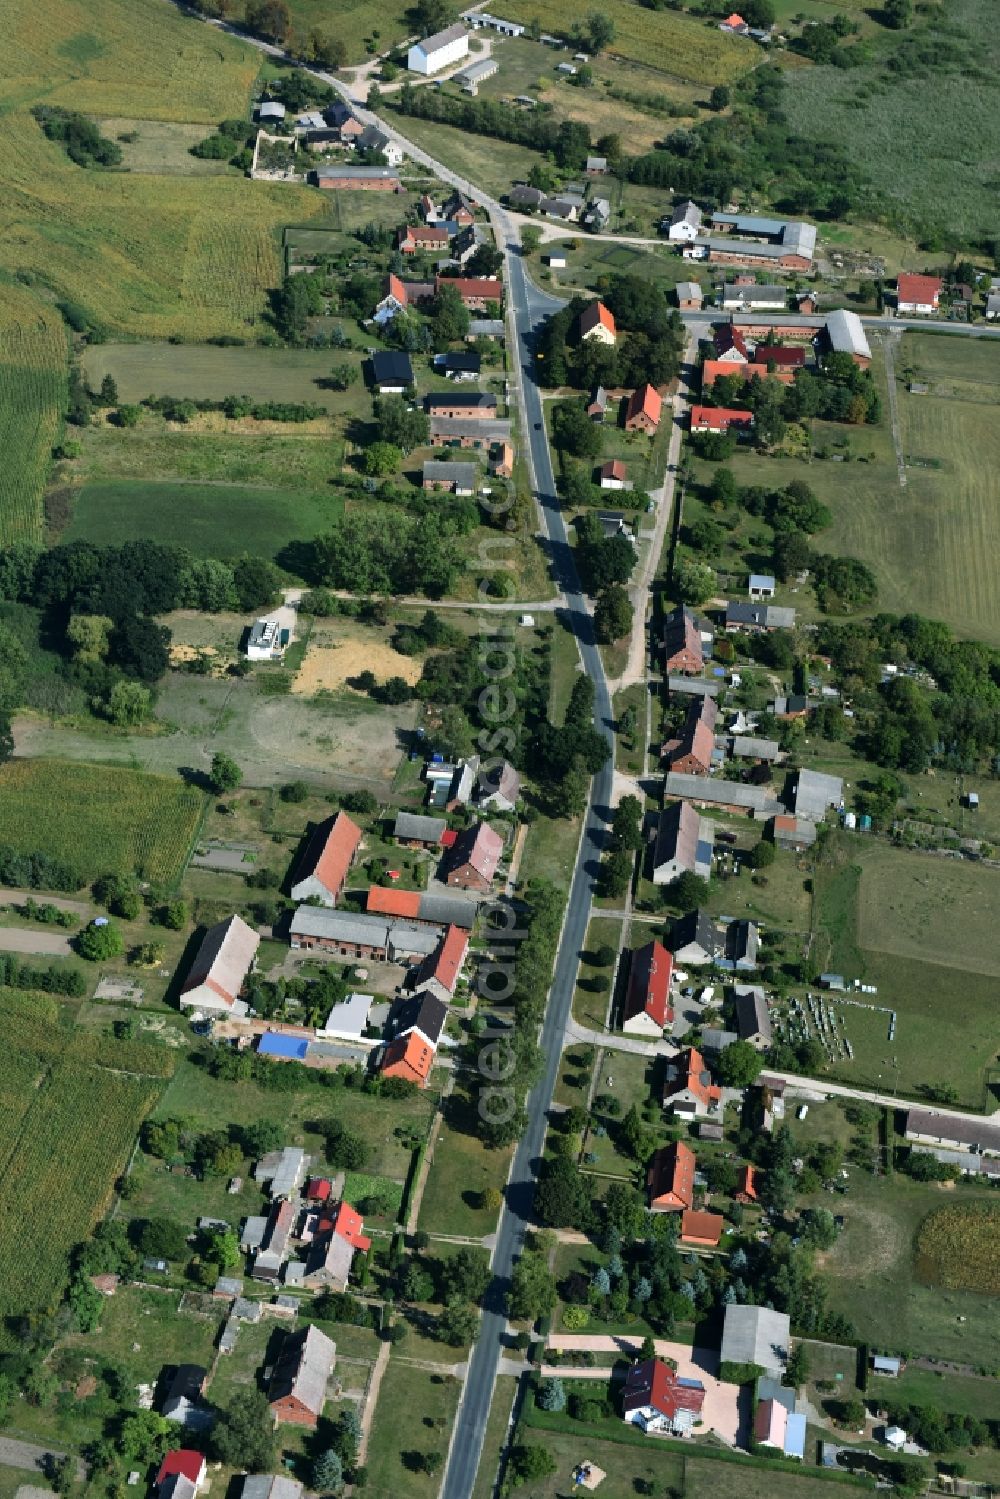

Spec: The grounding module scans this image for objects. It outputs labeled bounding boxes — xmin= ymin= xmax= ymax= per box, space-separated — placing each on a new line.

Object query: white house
xmin=665 ymin=200 xmax=702 ymax=242
xmin=408 ymin=23 xmax=469 ymax=75
xmin=748 ymin=573 xmax=776 ymax=600
xmin=247 ymin=617 xmax=282 ymax=660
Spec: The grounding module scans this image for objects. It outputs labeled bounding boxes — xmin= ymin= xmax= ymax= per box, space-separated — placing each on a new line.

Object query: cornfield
xmin=0 ymin=760 xmax=205 ymax=886
xmin=0 ymin=990 xmax=169 ymax=1319
xmin=915 ymin=1203 xmax=1000 ymax=1293
xmin=0 ymin=283 xmax=68 ymax=544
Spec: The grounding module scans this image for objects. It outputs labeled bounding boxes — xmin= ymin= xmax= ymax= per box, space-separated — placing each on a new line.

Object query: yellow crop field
xmin=499 ymin=0 xmax=759 ymax=85
xmin=0 ymin=282 xmax=69 ymax=544
xmin=3 ymin=0 xmax=261 ymax=121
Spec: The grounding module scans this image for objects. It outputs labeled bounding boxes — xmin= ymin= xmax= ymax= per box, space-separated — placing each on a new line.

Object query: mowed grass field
xmin=63 ymin=479 xmax=344 ymax=561
xmin=0 ymin=281 xmax=69 ymax=544
xmin=0 ymin=990 xmax=165 ymax=1329
xmin=812 ymin=840 xmax=1000 ymax=1104
xmin=721 ymin=334 xmax=1000 ymax=644
xmin=81 ymin=341 xmax=362 ymax=413
xmin=500 ymin=0 xmax=759 ymax=83
xmin=0 ymin=759 xmax=204 ymax=886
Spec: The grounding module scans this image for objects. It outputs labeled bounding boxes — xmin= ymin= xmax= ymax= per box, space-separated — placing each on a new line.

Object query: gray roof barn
xmin=793 ymin=768 xmax=843 ymax=822
xmin=394 ymin=811 xmax=448 ymax=844
xmin=733 ymin=983 xmax=772 ymax=1046
xmin=720 ymin=1303 xmax=790 ymax=1375
xmin=268 ymin=1324 xmax=336 ymax=1420
xmin=664 ymin=773 xmax=785 ymax=817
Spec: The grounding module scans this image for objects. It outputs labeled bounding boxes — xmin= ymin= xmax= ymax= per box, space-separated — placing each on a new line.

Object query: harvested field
xmin=292 ymin=631 xmax=423 ymax=695
xmin=97 ymin=118 xmax=232 ymax=176
xmin=856 ymin=842 xmax=1000 ymax=978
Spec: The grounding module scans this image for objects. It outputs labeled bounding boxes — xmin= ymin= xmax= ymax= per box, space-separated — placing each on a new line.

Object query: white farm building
xmin=408 ymin=23 xmax=469 ymax=75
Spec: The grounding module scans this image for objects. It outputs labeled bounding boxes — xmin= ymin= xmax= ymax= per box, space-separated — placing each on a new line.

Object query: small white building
xmin=884 ymin=1426 xmax=907 ymax=1451
xmin=462 ymin=10 xmax=525 ymax=36
xmin=258 ymin=101 xmax=286 ymax=123
xmin=317 ymin=992 xmax=374 ymax=1042
xmin=665 ymin=200 xmax=703 ymax=242
xmin=748 ymin=573 xmax=776 ymax=600
xmin=247 ymin=617 xmax=282 ymax=660
xmin=408 ymin=23 xmax=470 ymax=75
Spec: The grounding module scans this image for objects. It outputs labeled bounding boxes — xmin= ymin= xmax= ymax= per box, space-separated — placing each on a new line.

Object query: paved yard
xmin=546 ymin=1335 xmax=744 ymax=1447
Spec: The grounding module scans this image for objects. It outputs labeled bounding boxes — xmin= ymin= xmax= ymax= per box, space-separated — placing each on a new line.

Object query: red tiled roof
xmin=332 ymin=1200 xmax=372 ymax=1252
xmin=736 ymin=1164 xmax=758 ymax=1201
xmin=623 ymin=940 xmax=674 ymax=1028
xmin=755 ymin=345 xmax=806 ymax=365
xmin=579 ymin=300 xmax=616 ymax=337
xmin=437 ymin=275 xmax=504 ymax=302
xmin=772 ymin=815 xmax=797 ymax=832
xmin=623 ymin=1357 xmax=706 ymax=1421
xmin=404 ymin=224 xmax=449 ymax=243
xmin=600 ymin=459 xmax=628 ymax=480
xmin=681 ymin=1209 xmax=724 ymax=1246
xmin=368 ymin=885 xmax=421 ymax=918
xmin=386 ymin=272 xmax=408 ymax=306
xmin=665 ymin=1047 xmax=721 ymax=1110
xmin=897 ymin=272 xmax=942 ymax=306
xmin=447 ymin=821 xmax=503 ymax=882
xmin=380 ymin=1031 xmax=434 ymax=1084
xmin=625 ymin=382 xmax=662 ymax=425
xmin=690 ymin=404 xmax=753 ymax=431
xmin=156 ymin=1454 xmax=205 ymax=1488
xmin=425 ymin=924 xmax=468 ymax=993
xmin=306 ymin=1177 xmax=332 ymax=1201
xmin=647 ymin=1140 xmax=695 ymax=1210
xmin=714 ymin=324 xmax=748 ymax=358
xmin=297 ymin=811 xmax=361 ymax=901
xmin=440 ymin=827 xmax=458 ymax=848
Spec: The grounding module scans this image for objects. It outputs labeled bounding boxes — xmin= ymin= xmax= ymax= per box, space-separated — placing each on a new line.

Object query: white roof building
xmin=721 ymin=1304 xmax=790 ymax=1376
xmin=408 ymin=23 xmax=469 ymax=74
xmin=180 ymin=914 xmax=259 ymax=1016
xmin=317 ymin=992 xmax=374 ymax=1042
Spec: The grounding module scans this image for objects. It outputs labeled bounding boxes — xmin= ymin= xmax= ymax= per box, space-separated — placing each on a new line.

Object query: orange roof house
xmin=380 ymin=1031 xmax=434 ymax=1087
xmin=702 ymin=359 xmax=796 ymax=388
xmin=896 ymin=273 xmax=942 ymax=312
xmin=735 ymin=1164 xmax=758 ymax=1203
xmin=680 ymin=1209 xmax=724 ymax=1247
xmin=662 ymin=1046 xmax=722 ymax=1118
xmin=367 ymin=886 xmax=421 ymax=919
xmin=290 ymin=811 xmax=362 ymax=906
xmin=579 ymin=300 xmax=617 ymax=344
xmin=647 ymin=1140 xmax=695 ymax=1212
xmin=330 ymin=1200 xmax=372 ymax=1252
xmin=412 ymin=924 xmax=469 ymax=1001
xmin=624 ymin=382 xmax=662 ymax=433
xmin=689 ymin=404 xmax=753 ymax=434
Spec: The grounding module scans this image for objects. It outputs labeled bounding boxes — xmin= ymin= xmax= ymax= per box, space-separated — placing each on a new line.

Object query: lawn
xmin=801 ymin=1167 xmax=1000 ymax=1366
xmin=0 ymin=759 xmax=204 ymax=887
xmin=365 ymin=1359 xmax=462 ymax=1499
xmin=417 ymin=1091 xmax=512 ymax=1239
xmin=62 ymin=480 xmax=345 ymax=563
xmin=614 ymin=683 xmax=648 ymax=776
xmin=261 ymin=0 xmax=412 ymax=65
xmin=81 ymin=340 xmax=371 ymax=415
xmin=572 ymin=915 xmax=624 ymax=1031
xmin=868 ymin=1366 xmax=1000 ymax=1420
xmin=810 ymin=837 xmax=1000 ymax=1104
xmin=498 ymin=0 xmax=759 ymax=84
xmin=381 ymin=110 xmax=549 ymax=200
xmin=97 ymin=117 xmax=233 ymax=176
xmin=0 ymin=281 xmax=68 ymax=544
xmin=75 ymin=420 xmax=339 ymax=493
xmin=782 ymin=0 xmax=1000 ymax=246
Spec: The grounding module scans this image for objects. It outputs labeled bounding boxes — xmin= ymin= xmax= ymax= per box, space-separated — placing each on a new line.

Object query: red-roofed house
xmin=442 ymin=821 xmax=503 ymax=893
xmin=664 ymin=694 xmax=718 ymax=775
xmin=306 ymin=1177 xmax=332 ymax=1202
xmin=622 ymin=1357 xmax=706 ymax=1435
xmin=330 ymin=1200 xmax=372 ymax=1252
xmin=380 ymin=1030 xmax=435 ymax=1087
xmin=291 ymin=811 xmax=362 ymax=907
xmin=623 ymin=940 xmax=674 ymax=1036
xmin=735 ymin=1164 xmax=758 ymax=1203
xmin=367 ymin=886 xmax=422 ymax=919
xmin=690 ymin=405 xmax=753 ymax=434
xmin=754 ymin=345 xmax=806 ymax=367
xmin=374 ymin=272 xmax=409 ymax=326
xmin=156 ymin=1454 xmax=207 ymax=1492
xmin=412 ymin=924 xmax=469 ymax=1001
xmin=702 ymin=359 xmax=796 ymax=389
xmin=599 ymin=458 xmax=628 ymax=490
xmin=436 ymin=275 xmax=503 ymax=310
xmin=579 ymin=300 xmax=617 ymax=344
xmin=662 ymin=1046 xmax=722 ymax=1119
xmin=662 ymin=605 xmax=704 ymax=675
xmin=680 ymin=1209 xmax=725 ymax=1247
xmin=896 ymin=273 xmax=942 ymax=315
xmin=647 ymin=1140 xmax=695 ymax=1212
xmin=624 ymin=383 xmax=662 ymax=433
xmin=714 ymin=324 xmax=749 ymax=362
xmin=720 ymin=12 xmax=747 ymax=31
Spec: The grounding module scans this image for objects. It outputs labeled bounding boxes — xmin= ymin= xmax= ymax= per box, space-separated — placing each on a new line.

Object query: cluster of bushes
xmin=190 ymin=118 xmax=253 ymax=168
xmin=0 ymin=843 xmax=82 ymax=892
xmin=32 ymin=107 xmax=122 ymax=169
xmin=137 ymin=393 xmax=326 ymax=424
xmin=0 ymin=955 xmax=86 ymax=996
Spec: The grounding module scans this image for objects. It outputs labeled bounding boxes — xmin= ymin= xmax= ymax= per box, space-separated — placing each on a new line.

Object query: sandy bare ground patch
xmin=293 ymin=639 xmax=422 ymax=695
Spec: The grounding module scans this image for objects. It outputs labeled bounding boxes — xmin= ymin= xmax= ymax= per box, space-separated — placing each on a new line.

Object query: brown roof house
xmin=662 ymin=605 xmax=704 ymax=675
xmin=180 ymin=914 xmax=259 ymax=1017
xmin=664 ymin=695 xmax=718 ymax=775
xmin=442 ymin=820 xmax=503 ymax=892
xmin=269 ymin=1325 xmax=336 ymax=1428
xmin=290 ymin=811 xmax=362 ymax=906
xmin=647 ymin=1140 xmax=695 ymax=1212
xmin=624 ymin=383 xmax=662 ymax=433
